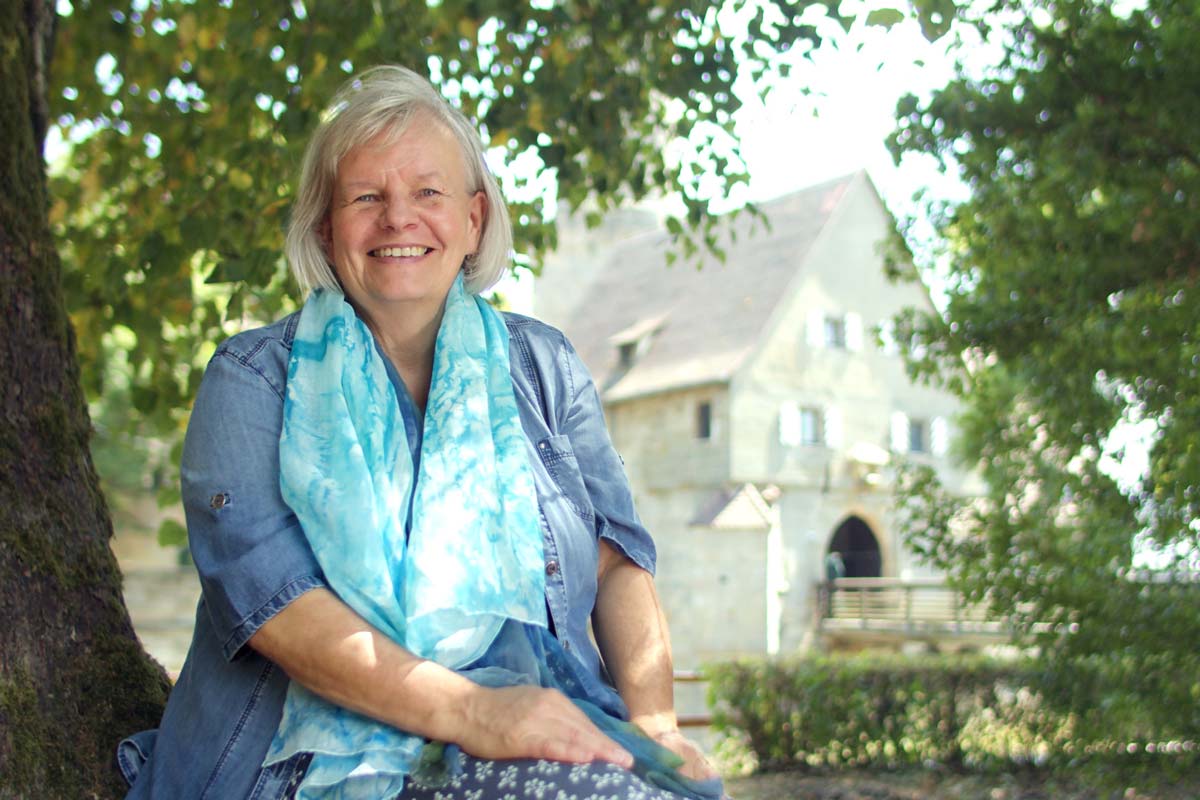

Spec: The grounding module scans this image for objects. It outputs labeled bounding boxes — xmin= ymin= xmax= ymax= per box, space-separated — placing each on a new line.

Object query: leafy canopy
xmin=888 ymin=0 xmax=1200 ymax=740
xmin=49 ymin=0 xmax=936 ymax=525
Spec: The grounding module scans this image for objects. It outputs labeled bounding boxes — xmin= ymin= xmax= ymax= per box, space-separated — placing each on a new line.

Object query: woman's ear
xmin=318 ymin=217 xmax=333 ymax=262
xmin=467 ymin=191 xmax=486 ymax=253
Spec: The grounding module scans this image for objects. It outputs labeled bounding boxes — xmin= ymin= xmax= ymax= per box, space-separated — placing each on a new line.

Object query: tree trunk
xmin=0 ymin=2 xmax=170 ymax=797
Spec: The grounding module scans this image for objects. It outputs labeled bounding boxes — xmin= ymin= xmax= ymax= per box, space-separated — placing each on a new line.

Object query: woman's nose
xmin=379 ymin=196 xmax=416 ymax=229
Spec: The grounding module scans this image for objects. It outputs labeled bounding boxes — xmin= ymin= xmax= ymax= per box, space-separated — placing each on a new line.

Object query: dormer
xmin=608 ymin=313 xmax=668 ymax=372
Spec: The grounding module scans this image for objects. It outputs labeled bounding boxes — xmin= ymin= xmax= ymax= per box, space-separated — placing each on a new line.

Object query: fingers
xmin=680 ymin=750 xmax=719 ymax=781
xmin=651 ymin=729 xmax=719 ymax=780
xmin=571 ymin=730 xmax=635 ymax=769
xmin=460 ymin=685 xmax=633 ymax=768
xmin=540 ymin=730 xmax=633 ymax=768
xmin=677 ymin=748 xmax=718 ymax=780
xmin=518 ymin=688 xmax=632 ymax=766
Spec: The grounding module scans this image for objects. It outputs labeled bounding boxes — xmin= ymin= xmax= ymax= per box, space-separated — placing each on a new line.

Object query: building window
xmin=824 ymin=315 xmax=847 ymax=349
xmin=807 ymin=310 xmax=863 ymax=352
xmin=893 ymin=412 xmax=948 ymax=455
xmin=800 ymin=407 xmax=823 ymax=445
xmin=781 ymin=403 xmax=841 ymax=447
xmin=908 ymin=418 xmax=929 ymax=453
xmin=696 ymin=401 xmax=712 ymax=440
xmin=617 ymin=341 xmax=637 ymax=369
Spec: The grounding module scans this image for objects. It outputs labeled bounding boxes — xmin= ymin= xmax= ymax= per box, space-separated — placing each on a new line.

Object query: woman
xmin=118 ymin=66 xmax=724 ymax=800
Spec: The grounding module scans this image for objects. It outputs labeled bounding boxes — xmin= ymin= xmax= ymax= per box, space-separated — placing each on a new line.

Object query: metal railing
xmin=819 ymin=577 xmax=1008 ymax=641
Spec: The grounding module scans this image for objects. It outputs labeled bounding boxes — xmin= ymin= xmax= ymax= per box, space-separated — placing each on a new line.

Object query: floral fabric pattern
xmin=394 ymin=755 xmax=696 ymax=800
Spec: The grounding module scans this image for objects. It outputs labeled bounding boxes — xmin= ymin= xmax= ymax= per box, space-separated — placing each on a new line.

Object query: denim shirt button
xmin=545 ymin=560 xmax=560 ymax=576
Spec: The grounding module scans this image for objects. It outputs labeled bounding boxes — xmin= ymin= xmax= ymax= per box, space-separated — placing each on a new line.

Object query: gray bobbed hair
xmin=285 ymin=65 xmax=512 ymax=296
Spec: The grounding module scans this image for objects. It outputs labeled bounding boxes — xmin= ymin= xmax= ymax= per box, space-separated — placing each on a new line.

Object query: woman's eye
xmin=417 ymin=188 xmax=441 ymax=199
xmin=354 ymin=193 xmax=380 ymax=203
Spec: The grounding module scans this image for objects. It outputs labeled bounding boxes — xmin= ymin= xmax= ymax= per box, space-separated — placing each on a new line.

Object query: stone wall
xmin=632 ymin=488 xmax=771 ymax=669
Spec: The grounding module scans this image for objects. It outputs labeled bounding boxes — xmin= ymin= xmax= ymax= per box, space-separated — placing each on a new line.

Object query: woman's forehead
xmin=337 ymin=116 xmax=468 ymax=183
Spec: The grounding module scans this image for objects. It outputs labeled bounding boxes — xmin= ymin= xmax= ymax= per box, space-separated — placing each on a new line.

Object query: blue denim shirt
xmin=119 ymin=311 xmax=656 ymax=799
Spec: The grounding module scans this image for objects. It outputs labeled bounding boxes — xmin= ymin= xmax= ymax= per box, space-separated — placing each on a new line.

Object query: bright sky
xmin=729 ymin=11 xmax=974 ymax=215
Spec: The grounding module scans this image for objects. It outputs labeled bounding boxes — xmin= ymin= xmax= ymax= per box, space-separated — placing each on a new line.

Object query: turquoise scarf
xmin=267 ymin=274 xmax=721 ymax=799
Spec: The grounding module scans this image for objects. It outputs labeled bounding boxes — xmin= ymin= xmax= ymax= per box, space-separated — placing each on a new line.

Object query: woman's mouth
xmin=371 ymin=246 xmax=431 ymax=257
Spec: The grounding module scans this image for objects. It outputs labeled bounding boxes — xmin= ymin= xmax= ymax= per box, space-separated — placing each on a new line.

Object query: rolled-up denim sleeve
xmin=558 ymin=337 xmax=657 ymax=575
xmin=181 ymin=349 xmax=326 ymax=661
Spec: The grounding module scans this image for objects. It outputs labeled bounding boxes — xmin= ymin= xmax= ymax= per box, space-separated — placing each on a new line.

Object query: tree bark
xmin=0 ymin=1 xmax=170 ymax=797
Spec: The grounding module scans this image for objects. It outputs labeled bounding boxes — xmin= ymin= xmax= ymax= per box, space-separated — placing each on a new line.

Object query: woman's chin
xmin=351 ymin=283 xmax=456 ymax=319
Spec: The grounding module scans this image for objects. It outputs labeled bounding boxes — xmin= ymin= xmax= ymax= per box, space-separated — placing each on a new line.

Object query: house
xmin=535 ymin=172 xmax=977 ymax=668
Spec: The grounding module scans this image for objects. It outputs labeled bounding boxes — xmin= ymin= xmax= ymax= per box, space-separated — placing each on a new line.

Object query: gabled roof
xmin=553 ymin=173 xmax=863 ymax=402
xmin=689 ymin=483 xmax=776 ymax=531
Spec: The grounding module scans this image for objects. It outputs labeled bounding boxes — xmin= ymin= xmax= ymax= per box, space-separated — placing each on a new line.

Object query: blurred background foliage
xmin=709 ymin=654 xmax=1198 ymax=785
xmin=48 ymin=0 xmax=938 ymax=543
xmin=885 ymin=0 xmax=1200 ymax=742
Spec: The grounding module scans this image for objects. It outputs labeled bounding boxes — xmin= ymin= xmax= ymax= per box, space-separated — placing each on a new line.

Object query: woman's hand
xmin=638 ymin=722 xmax=719 ymax=781
xmin=455 ymin=684 xmax=634 ymax=768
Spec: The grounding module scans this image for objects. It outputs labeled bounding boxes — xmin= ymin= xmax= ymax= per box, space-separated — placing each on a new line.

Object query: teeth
xmin=375 ymin=246 xmax=428 ymax=258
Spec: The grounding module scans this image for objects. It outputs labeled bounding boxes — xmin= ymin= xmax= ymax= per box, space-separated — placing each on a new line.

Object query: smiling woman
xmin=115 ymin=66 xmax=725 ymax=800
xmin=283 ymin=68 xmax=512 ymax=301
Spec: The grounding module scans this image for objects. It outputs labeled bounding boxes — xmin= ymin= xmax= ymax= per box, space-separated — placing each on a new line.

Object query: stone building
xmin=535 ymin=172 xmax=976 ymax=668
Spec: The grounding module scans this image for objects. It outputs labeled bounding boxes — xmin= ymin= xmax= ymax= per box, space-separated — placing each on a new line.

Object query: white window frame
xmin=781 ymin=402 xmax=837 ymax=448
xmin=845 ymin=312 xmax=863 ymax=352
xmin=892 ymin=413 xmax=948 ymax=455
xmin=931 ymin=416 xmax=950 ymax=457
xmin=779 ymin=402 xmax=802 ymax=446
xmin=823 ymin=404 xmax=843 ymax=448
xmin=890 ymin=411 xmax=910 ymax=453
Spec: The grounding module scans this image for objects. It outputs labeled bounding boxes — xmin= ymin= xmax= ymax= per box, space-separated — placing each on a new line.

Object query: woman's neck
xmin=355 ymin=300 xmax=444 ymax=413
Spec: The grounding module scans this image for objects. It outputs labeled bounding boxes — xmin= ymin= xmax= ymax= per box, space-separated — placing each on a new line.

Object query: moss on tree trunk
xmin=0 ymin=1 xmax=170 ymax=797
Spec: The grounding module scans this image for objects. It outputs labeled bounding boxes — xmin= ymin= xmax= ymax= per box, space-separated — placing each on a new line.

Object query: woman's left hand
xmin=646 ymin=726 xmax=719 ymax=781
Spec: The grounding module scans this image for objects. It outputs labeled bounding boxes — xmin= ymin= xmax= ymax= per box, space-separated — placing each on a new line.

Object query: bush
xmin=706 ymin=653 xmax=1197 ymax=776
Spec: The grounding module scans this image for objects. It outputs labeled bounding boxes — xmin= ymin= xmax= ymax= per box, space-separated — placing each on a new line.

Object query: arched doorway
xmin=827 ymin=515 xmax=882 ymax=578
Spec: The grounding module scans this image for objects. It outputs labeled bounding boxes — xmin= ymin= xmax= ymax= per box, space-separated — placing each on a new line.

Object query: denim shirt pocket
xmin=535 ymin=435 xmax=594 ymax=524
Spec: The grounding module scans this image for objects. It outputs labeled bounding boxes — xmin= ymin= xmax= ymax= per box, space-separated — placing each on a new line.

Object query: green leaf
xmin=865 ymin=8 xmax=906 ymax=29
xmin=157 ymin=519 xmax=188 ymax=548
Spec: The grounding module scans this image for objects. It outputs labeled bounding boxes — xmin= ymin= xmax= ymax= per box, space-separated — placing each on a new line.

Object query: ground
xmin=725 ymin=768 xmax=1200 ymax=800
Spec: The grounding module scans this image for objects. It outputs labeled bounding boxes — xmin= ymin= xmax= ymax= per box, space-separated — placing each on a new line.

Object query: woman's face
xmin=325 ymin=116 xmax=485 ymax=326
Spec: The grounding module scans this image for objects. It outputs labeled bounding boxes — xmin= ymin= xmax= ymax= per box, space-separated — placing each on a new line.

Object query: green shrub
xmin=706 ymin=653 xmax=1197 ymax=776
